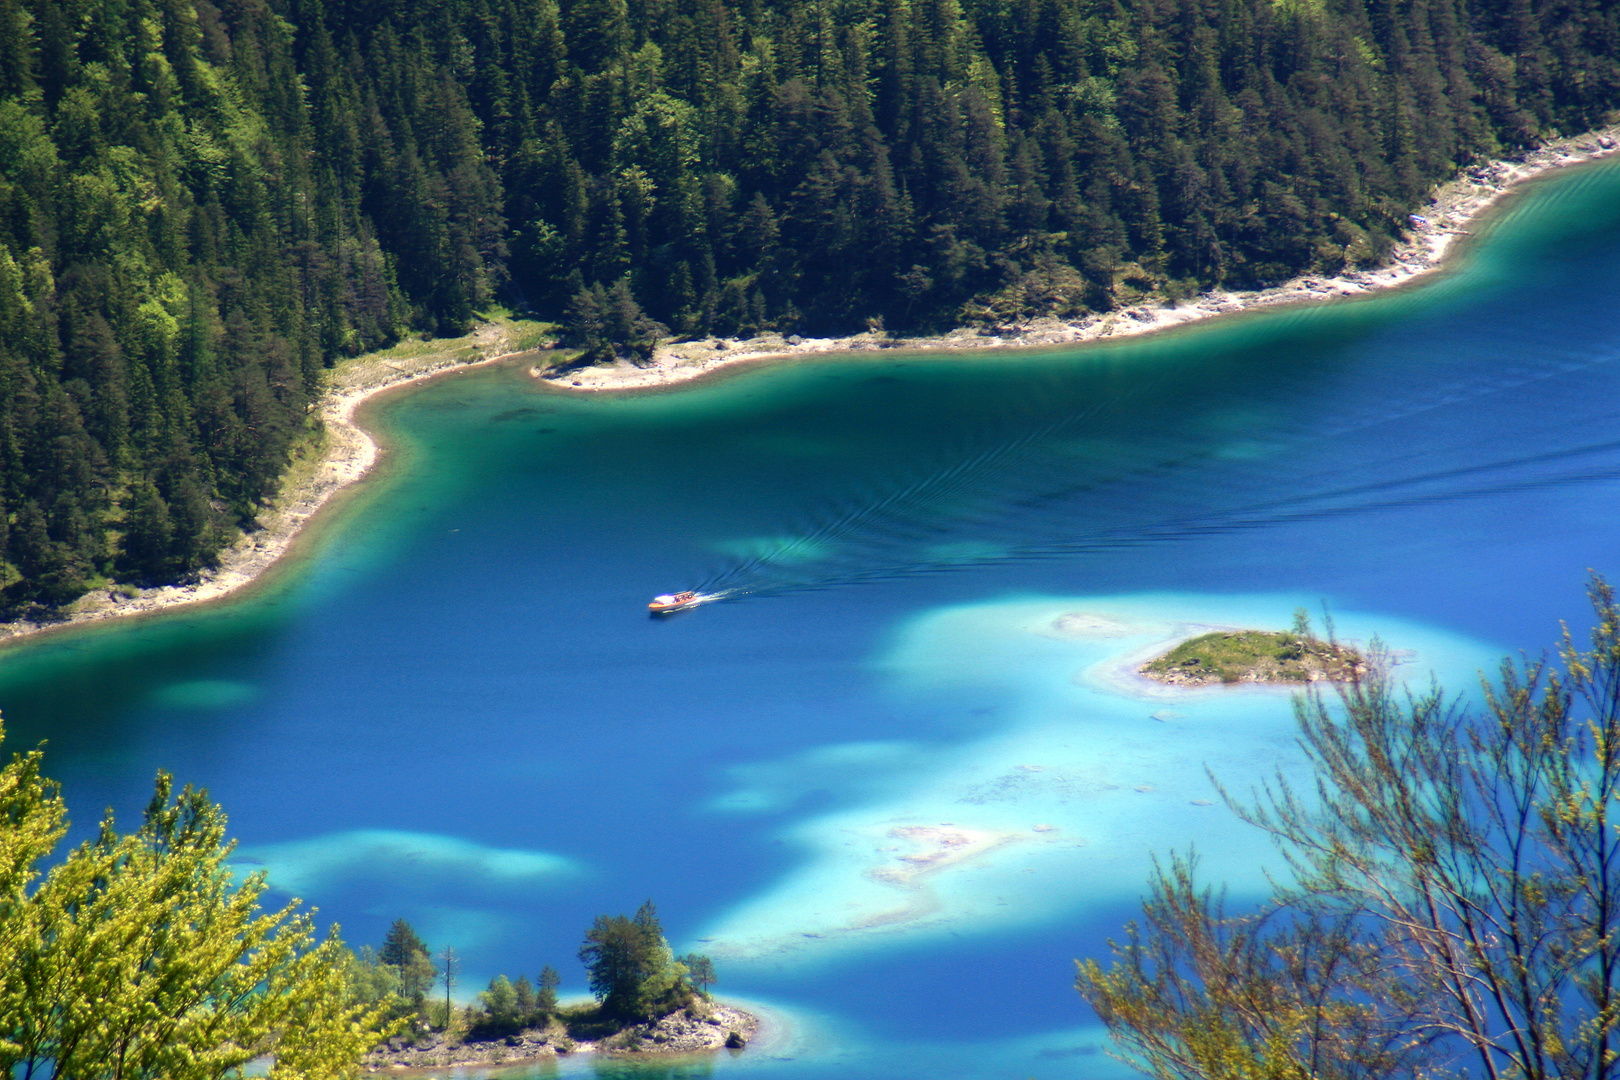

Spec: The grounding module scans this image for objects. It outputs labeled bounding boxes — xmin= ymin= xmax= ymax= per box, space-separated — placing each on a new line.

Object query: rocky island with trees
xmin=0 ymin=719 xmax=754 ymax=1076
xmin=350 ymin=906 xmax=757 ymax=1069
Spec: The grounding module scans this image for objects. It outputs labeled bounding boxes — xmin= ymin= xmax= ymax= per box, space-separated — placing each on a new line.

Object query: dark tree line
xmin=2 ymin=0 xmax=1618 ymax=606
xmin=578 ymin=899 xmax=712 ymax=1019
xmin=0 ymin=0 xmax=500 ymax=609
xmin=468 ymin=0 xmax=1618 ymax=338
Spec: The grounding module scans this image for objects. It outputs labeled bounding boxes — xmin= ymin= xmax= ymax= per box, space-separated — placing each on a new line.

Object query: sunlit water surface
xmin=6 ymin=160 xmax=1620 ymax=1079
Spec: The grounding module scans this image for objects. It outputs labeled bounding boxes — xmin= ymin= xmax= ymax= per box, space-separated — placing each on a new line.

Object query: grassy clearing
xmin=1141 ymin=628 xmax=1365 ymax=686
xmin=323 ymin=314 xmax=558 ymax=394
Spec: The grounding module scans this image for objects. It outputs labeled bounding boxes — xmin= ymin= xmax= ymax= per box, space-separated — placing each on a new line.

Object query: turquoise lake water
xmin=6 ymin=157 xmax=1620 ymax=1079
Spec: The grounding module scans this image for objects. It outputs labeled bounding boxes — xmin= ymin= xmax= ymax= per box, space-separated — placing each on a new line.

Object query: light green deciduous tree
xmin=0 ymin=727 xmax=398 ymax=1079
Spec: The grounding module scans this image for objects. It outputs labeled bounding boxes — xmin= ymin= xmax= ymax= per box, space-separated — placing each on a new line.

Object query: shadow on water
xmin=0 ymin=601 xmax=291 ymax=762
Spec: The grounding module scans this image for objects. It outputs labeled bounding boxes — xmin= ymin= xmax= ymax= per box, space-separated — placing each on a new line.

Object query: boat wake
xmin=675 ymin=332 xmax=1620 ymax=605
xmin=688 ymin=419 xmax=1620 ymax=604
xmin=648 ymin=589 xmax=736 ymax=615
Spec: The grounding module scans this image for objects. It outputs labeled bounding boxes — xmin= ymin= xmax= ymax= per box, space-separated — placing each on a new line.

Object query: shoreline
xmin=0 ymin=320 xmax=544 ymax=650
xmin=360 ymin=1001 xmax=764 ymax=1073
xmin=2 ymin=126 xmax=1617 ymax=649
xmin=540 ymin=124 xmax=1620 ymax=393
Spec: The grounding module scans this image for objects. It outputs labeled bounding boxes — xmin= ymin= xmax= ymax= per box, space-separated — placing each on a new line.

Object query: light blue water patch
xmin=237 ymin=829 xmax=581 ymax=897
xmin=708 ymin=742 xmax=931 ymax=815
xmin=389 ymin=905 xmax=517 ymax=954
xmin=1212 ymin=439 xmax=1280 ymax=461
xmin=711 ymin=535 xmax=836 ymax=566
xmin=693 ymin=592 xmax=1497 ymax=970
xmin=921 ymin=541 xmax=1007 ymax=563
xmin=150 ymin=679 xmax=261 ymax=710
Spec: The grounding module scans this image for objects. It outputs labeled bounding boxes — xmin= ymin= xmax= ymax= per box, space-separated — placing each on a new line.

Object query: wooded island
xmin=351 ymin=907 xmax=758 ymax=1068
xmin=1140 ymin=612 xmax=1367 ymax=686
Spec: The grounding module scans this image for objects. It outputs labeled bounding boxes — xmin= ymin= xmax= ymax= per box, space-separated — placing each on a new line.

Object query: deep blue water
xmin=4 ymin=158 xmax=1620 ymax=1078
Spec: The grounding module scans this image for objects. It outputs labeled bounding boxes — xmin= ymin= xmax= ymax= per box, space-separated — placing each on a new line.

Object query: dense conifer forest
xmin=0 ymin=0 xmax=1617 ymax=607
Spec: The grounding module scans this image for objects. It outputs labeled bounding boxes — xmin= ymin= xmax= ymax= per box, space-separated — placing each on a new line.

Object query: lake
xmin=5 ymin=156 xmax=1620 ymax=1079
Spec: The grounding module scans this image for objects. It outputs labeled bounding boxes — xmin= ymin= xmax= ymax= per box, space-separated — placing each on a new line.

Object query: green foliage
xmin=537 ymin=964 xmax=561 ymax=1015
xmin=379 ymin=917 xmax=437 ymax=1009
xmin=379 ymin=918 xmax=430 ymax=969
xmin=470 ymin=974 xmax=526 ymax=1038
xmin=679 ymin=953 xmax=717 ymax=996
xmin=345 ymin=946 xmax=404 ymax=1008
xmin=1081 ymin=575 xmax=1620 ymax=1080
xmin=579 ymin=900 xmax=695 ymax=1019
xmin=1076 ymin=854 xmax=1413 ymax=1080
xmin=466 ymin=971 xmax=543 ymax=1040
xmin=0 ymin=0 xmax=501 ymax=609
xmin=564 ymin=279 xmax=669 ymax=363
xmin=0 ymin=721 xmax=399 ymax=1078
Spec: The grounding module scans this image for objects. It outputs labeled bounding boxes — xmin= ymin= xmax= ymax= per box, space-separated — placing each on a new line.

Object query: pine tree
xmin=579 ymin=900 xmax=692 ymax=1019
xmin=537 ymin=964 xmax=561 ymax=1016
xmin=379 ymin=919 xmax=437 ymax=1007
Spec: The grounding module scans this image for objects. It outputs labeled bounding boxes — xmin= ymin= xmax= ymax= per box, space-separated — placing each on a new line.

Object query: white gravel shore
xmin=0 ymin=321 xmax=534 ymax=648
xmin=539 ymin=124 xmax=1620 ymax=393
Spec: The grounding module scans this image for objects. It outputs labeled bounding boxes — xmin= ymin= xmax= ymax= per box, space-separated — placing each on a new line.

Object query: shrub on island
xmin=1141 ymin=610 xmax=1366 ymax=686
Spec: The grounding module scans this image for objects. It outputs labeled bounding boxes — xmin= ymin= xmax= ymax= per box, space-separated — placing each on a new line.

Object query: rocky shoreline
xmin=361 ymin=1002 xmax=760 ymax=1072
xmin=538 ymin=124 xmax=1620 ymax=394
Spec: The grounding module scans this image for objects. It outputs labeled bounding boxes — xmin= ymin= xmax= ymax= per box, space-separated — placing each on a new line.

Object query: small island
xmin=1140 ymin=613 xmax=1366 ymax=687
xmin=355 ymin=903 xmax=760 ymax=1071
xmin=361 ymin=999 xmax=760 ymax=1070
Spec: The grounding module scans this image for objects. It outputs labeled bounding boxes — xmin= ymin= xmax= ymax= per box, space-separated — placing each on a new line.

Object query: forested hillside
xmin=0 ymin=0 xmax=1617 ymax=609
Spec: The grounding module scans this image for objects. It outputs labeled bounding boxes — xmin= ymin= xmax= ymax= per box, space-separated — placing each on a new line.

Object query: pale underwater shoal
xmin=686 ymin=591 xmax=1502 ymax=970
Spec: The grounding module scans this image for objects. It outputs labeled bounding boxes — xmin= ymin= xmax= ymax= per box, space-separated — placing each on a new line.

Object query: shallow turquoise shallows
xmin=7 ymin=158 xmax=1620 ymax=1079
